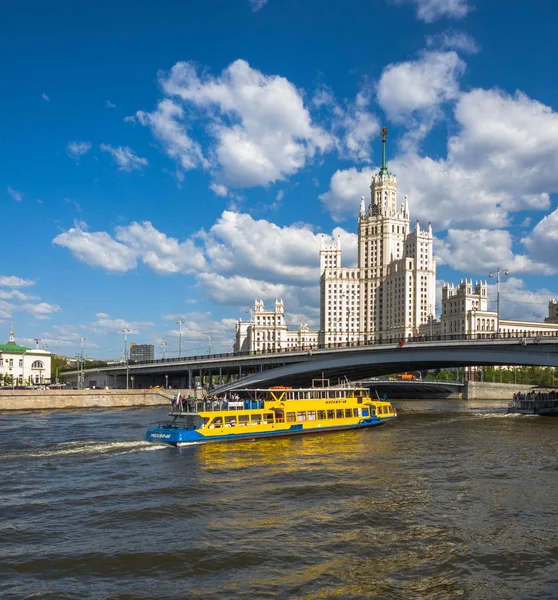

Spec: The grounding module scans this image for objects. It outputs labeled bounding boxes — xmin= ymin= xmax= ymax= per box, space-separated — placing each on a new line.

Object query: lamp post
xmin=489 ymin=268 xmax=509 ymax=336
xmin=176 ymin=319 xmax=185 ymax=359
xmin=161 ymin=340 xmax=167 ymax=360
xmin=207 ymin=334 xmax=212 ymax=356
xmin=122 ymin=328 xmax=131 ymax=390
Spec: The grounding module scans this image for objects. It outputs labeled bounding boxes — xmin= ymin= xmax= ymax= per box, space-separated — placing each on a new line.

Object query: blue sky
xmin=2 ymin=0 xmax=558 ymax=359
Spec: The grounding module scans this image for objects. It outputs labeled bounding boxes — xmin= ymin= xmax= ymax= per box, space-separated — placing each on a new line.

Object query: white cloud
xmin=123 ymin=115 xmax=136 ymax=124
xmin=22 ymin=302 xmax=62 ymax=319
xmin=521 ymin=209 xmax=558 ymax=272
xmin=8 ymin=186 xmax=23 ymax=202
xmin=397 ymin=0 xmax=472 ymax=23
xmin=53 ymin=226 xmax=138 ymax=273
xmin=136 ymin=99 xmax=207 ymax=171
xmin=435 ymin=229 xmax=554 ymax=275
xmin=105 ymin=100 xmax=116 ymax=108
xmin=147 ymin=59 xmax=333 ymax=187
xmin=319 ymin=167 xmax=376 ymax=222
xmin=426 ymin=30 xmax=480 ymax=54
xmin=113 ymin=221 xmax=207 ymax=274
xmin=42 ymin=92 xmax=50 ymax=102
xmin=248 ymin=0 xmax=268 ymax=10
xmin=100 ymin=144 xmax=148 ymax=171
xmin=376 ymin=51 xmax=465 ymax=122
xmin=67 ymin=141 xmax=92 ymax=161
xmin=0 ymin=275 xmax=34 ymax=288
xmin=87 ymin=314 xmax=154 ymax=336
xmin=321 ymin=87 xmax=558 ymax=234
xmin=210 ymin=183 xmax=229 ymax=197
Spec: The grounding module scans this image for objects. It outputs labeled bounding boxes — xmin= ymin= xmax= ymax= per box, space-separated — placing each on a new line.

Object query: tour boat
xmin=145 ymin=382 xmax=396 ymax=446
xmin=507 ymin=390 xmax=558 ymax=416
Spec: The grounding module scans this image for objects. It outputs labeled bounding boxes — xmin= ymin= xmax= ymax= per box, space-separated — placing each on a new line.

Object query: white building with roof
xmin=0 ymin=329 xmax=52 ymax=386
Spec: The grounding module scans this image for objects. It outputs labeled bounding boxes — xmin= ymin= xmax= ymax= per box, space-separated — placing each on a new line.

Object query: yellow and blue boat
xmin=146 ymin=382 xmax=397 ymax=447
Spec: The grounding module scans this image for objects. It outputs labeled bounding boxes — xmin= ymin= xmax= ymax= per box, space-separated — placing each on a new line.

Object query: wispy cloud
xmin=67 ymin=141 xmax=92 ymax=161
xmin=105 ymin=100 xmax=116 ymax=108
xmin=100 ymin=144 xmax=148 ymax=171
xmin=42 ymin=92 xmax=50 ymax=102
xmin=248 ymin=0 xmax=268 ymax=11
xmin=8 ymin=186 xmax=23 ymax=202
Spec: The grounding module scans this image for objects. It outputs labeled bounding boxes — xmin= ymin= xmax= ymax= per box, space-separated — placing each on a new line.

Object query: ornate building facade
xmin=234 ymin=300 xmax=319 ymax=353
xmin=234 ymin=131 xmax=558 ymax=353
xmin=319 ymin=129 xmax=435 ymax=343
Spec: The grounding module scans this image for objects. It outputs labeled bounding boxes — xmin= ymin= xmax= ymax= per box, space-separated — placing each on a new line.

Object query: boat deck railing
xmin=169 ymin=400 xmax=256 ymax=415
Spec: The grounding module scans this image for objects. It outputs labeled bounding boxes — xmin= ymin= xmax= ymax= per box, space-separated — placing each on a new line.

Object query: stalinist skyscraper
xmin=319 ymin=129 xmax=436 ymax=343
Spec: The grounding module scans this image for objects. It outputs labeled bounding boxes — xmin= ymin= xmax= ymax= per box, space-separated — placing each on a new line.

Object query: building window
xmin=32 ymin=360 xmax=45 ymax=369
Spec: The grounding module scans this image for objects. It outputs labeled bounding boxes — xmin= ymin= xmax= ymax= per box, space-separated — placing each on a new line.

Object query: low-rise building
xmin=0 ymin=330 xmax=52 ymax=385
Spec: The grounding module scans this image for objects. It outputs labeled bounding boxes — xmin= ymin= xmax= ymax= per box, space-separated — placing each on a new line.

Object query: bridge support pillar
xmin=188 ymin=369 xmax=192 ymax=389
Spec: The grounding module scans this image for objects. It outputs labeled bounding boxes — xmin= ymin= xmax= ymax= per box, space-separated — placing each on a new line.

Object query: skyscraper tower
xmin=319 ymin=129 xmax=436 ymax=344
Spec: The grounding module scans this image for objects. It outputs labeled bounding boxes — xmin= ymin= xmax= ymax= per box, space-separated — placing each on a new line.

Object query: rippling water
xmin=2 ymin=400 xmax=558 ymax=599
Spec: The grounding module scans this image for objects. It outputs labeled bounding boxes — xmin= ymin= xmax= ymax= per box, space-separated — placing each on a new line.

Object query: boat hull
xmin=146 ymin=418 xmax=382 ymax=447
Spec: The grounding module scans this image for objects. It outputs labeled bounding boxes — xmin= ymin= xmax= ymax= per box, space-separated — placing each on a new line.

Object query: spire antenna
xmin=379 ymin=127 xmax=389 ymax=176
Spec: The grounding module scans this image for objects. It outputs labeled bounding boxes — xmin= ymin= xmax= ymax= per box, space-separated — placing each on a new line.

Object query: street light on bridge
xmin=176 ymin=319 xmax=185 ymax=359
xmin=489 ymin=268 xmax=509 ymax=336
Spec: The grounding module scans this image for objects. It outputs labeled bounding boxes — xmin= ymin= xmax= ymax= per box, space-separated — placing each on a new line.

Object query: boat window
xmin=210 ymin=417 xmax=223 ymax=429
xmin=264 ymin=413 xmax=274 ymax=424
xmin=327 ymin=410 xmax=334 ymax=419
xmin=317 ymin=410 xmax=326 ymax=420
xmin=357 ymin=397 xmax=363 ymax=403
xmin=202 ymin=417 xmax=210 ymax=428
xmin=251 ymin=414 xmax=262 ymax=425
xmin=353 ymin=408 xmax=360 ymax=417
xmin=238 ymin=415 xmax=250 ymax=426
xmin=275 ymin=410 xmax=285 ymax=423
xmin=225 ymin=415 xmax=237 ymax=427
xmin=307 ymin=411 xmax=316 ymax=421
xmin=336 ymin=409 xmax=344 ymax=419
xmin=286 ymin=412 xmax=296 ymax=422
xmin=296 ymin=411 xmax=306 ymax=421
xmin=345 ymin=409 xmax=353 ymax=418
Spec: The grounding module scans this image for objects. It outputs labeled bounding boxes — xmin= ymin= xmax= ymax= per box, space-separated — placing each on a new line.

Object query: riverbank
xmin=0 ymin=389 xmax=191 ymax=411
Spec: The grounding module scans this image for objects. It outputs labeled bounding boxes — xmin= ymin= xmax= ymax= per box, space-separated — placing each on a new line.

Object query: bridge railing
xmin=63 ymin=330 xmax=557 ymax=373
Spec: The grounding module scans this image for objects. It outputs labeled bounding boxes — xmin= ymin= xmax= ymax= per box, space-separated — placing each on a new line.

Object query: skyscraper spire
xmin=379 ymin=127 xmax=389 ymax=177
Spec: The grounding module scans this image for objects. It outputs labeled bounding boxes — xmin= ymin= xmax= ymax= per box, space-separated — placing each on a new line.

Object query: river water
xmin=2 ymin=400 xmax=558 ymax=599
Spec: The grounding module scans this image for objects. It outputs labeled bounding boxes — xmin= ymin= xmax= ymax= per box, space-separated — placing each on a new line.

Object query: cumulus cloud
xmin=435 ymin=229 xmax=554 ymax=275
xmin=321 ymin=86 xmax=558 ymax=236
xmin=52 ymin=210 xmax=355 ymax=319
xmin=139 ymin=59 xmax=333 ymax=187
xmin=376 ymin=51 xmax=465 ymax=123
xmin=210 ymin=183 xmax=229 ymax=197
xmin=67 ymin=141 xmax=92 ymax=161
xmin=0 ymin=275 xmax=34 ymax=288
xmin=53 ymin=226 xmax=138 ymax=273
xmin=100 ymin=144 xmax=148 ymax=171
xmin=136 ymin=99 xmax=207 ymax=172
xmin=396 ymin=0 xmax=472 ymax=23
xmin=521 ymin=209 xmax=558 ymax=272
xmin=7 ymin=187 xmax=23 ymax=202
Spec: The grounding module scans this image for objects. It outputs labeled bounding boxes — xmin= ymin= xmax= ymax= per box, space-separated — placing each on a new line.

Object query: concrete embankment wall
xmin=464 ymin=382 xmax=553 ymax=400
xmin=0 ymin=389 xmax=196 ymax=411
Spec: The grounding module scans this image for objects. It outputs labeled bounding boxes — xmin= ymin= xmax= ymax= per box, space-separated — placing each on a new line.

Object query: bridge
xmin=63 ymin=335 xmax=558 ymax=392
